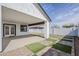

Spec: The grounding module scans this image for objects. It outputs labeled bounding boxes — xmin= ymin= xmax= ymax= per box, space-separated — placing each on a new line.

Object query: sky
xmin=40 ymin=3 xmax=79 ymax=26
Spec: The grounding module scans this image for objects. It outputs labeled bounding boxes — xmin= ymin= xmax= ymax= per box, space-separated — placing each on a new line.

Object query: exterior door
xmin=10 ymin=25 xmax=15 ymax=36
xmin=4 ymin=25 xmax=15 ymax=37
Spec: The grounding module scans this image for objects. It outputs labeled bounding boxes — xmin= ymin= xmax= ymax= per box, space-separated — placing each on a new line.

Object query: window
xmin=5 ymin=26 xmax=9 ymax=35
xmin=11 ymin=26 xmax=15 ymax=34
xmin=20 ymin=25 xmax=27 ymax=32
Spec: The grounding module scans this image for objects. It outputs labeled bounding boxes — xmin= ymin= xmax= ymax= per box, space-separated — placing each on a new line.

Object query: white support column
xmin=27 ymin=24 xmax=29 ymax=32
xmin=44 ymin=21 xmax=49 ymax=39
xmin=0 ymin=5 xmax=2 ymax=52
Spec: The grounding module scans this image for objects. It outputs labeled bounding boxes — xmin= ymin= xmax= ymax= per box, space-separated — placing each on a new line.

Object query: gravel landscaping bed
xmin=42 ymin=48 xmax=71 ymax=56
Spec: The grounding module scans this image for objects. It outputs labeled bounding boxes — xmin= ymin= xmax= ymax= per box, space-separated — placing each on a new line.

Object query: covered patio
xmin=2 ymin=35 xmax=45 ymax=52
xmin=0 ymin=3 xmax=50 ymax=52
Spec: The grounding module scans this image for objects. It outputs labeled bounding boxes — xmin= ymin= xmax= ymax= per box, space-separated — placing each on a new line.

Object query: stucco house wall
xmin=3 ymin=21 xmax=29 ymax=37
xmin=0 ymin=3 xmax=50 ymax=51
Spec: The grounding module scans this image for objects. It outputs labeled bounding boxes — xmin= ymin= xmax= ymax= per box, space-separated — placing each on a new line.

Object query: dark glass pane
xmin=20 ymin=25 xmax=27 ymax=32
xmin=11 ymin=26 xmax=15 ymax=34
xmin=5 ymin=26 xmax=9 ymax=35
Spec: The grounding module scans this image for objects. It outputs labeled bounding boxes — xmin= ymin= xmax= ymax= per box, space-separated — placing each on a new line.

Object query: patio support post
xmin=27 ymin=24 xmax=29 ymax=32
xmin=0 ymin=5 xmax=2 ymax=52
xmin=44 ymin=21 xmax=49 ymax=39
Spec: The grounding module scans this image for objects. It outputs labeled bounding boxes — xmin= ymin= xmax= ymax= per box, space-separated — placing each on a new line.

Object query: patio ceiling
xmin=2 ymin=6 xmax=44 ymax=24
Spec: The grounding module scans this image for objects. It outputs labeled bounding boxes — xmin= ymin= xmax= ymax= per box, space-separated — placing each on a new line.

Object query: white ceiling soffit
xmin=1 ymin=3 xmax=47 ymax=21
xmin=2 ymin=6 xmax=44 ymax=24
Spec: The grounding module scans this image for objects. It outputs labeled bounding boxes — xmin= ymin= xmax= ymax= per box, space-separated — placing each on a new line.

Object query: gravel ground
xmin=42 ymin=48 xmax=71 ymax=56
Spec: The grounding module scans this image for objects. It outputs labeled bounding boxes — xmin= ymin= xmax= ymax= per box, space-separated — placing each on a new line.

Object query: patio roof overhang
xmin=2 ymin=6 xmax=45 ymax=24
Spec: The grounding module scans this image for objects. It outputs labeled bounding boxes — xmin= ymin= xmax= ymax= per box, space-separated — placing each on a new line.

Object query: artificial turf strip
xmin=52 ymin=43 xmax=72 ymax=54
xmin=27 ymin=43 xmax=45 ymax=53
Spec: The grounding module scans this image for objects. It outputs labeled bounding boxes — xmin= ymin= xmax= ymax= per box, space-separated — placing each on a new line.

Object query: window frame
xmin=20 ymin=25 xmax=27 ymax=32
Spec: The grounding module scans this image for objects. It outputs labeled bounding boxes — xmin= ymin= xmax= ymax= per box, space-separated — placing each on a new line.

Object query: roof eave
xmin=38 ymin=3 xmax=51 ymax=22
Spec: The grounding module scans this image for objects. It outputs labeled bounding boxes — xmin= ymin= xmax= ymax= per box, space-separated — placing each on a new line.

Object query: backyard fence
xmin=52 ymin=27 xmax=78 ymax=36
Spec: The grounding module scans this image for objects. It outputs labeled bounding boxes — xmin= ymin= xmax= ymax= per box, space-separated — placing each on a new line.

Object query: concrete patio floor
xmin=2 ymin=36 xmax=45 ymax=53
xmin=0 ymin=47 xmax=33 ymax=56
